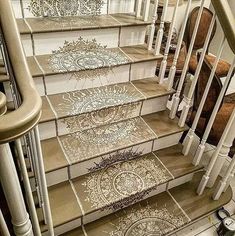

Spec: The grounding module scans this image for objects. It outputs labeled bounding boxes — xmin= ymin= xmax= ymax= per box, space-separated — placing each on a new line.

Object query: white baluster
xmin=183 ymin=32 xmax=224 ymax=157
xmin=213 ymin=153 xmax=235 ymax=200
xmin=136 ymin=0 xmax=142 ymax=18
xmin=193 ymin=57 xmax=235 ymax=166
xmin=143 ymin=0 xmax=151 ymax=21
xmin=197 ymin=108 xmax=235 ymax=195
xmin=167 ymin=0 xmax=192 ymax=91
xmin=158 ymin=0 xmax=180 ymax=84
xmin=169 ymin=0 xmax=206 ymax=119
xmin=15 ymin=139 xmax=41 ymax=236
xmin=154 ymin=0 xmax=168 ymax=55
xmin=223 ymin=166 xmax=235 ymax=193
xmin=33 ymin=126 xmax=54 ymax=236
xmin=0 ymin=143 xmax=33 ymax=236
xmin=0 ymin=210 xmax=10 ymax=236
xmin=178 ymin=14 xmax=217 ymax=128
xmin=147 ymin=0 xmax=159 ymax=51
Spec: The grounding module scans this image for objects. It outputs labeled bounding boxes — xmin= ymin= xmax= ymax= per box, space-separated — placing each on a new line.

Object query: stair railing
xmin=0 ymin=0 xmax=54 ymax=235
xmin=160 ymin=0 xmax=235 ymax=196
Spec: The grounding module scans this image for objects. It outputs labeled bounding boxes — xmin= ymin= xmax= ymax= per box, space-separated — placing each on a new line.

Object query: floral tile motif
xmin=107 ymin=205 xmax=186 ymax=236
xmin=49 ymin=37 xmax=130 ymax=80
xmin=28 ymin=0 xmax=105 ymax=17
xmin=72 ymin=153 xmax=172 ymax=213
xmin=84 ymin=192 xmax=189 ymax=236
xmin=49 ymin=83 xmax=144 ymax=118
xmin=60 ymin=102 xmax=142 ymax=133
xmin=59 ymin=117 xmax=156 ymax=164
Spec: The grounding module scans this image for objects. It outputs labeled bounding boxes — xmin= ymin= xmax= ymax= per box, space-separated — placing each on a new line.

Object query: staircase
xmin=0 ymin=0 xmax=234 ymax=235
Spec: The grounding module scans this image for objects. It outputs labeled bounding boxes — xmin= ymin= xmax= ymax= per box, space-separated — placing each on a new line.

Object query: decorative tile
xmin=25 ymin=15 xmax=119 ymax=33
xmin=72 ymin=153 xmax=172 ymax=213
xmin=49 ymin=37 xmax=130 ymax=80
xmin=28 ymin=0 xmax=105 ymax=17
xmin=48 ymin=83 xmax=144 ymax=117
xmin=59 ymin=117 xmax=156 ymax=164
xmin=59 ymin=102 xmax=142 ymax=133
xmin=83 ymin=192 xmax=189 ymax=236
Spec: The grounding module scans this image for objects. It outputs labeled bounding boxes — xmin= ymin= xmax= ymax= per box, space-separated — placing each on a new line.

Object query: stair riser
xmin=21 ymin=26 xmax=147 ymax=56
xmin=12 ymin=0 xmax=135 ymax=19
xmin=3 ymin=60 xmax=158 ymax=98
xmin=38 ymin=96 xmax=168 ymax=140
xmin=30 ymin=131 xmax=183 ymax=189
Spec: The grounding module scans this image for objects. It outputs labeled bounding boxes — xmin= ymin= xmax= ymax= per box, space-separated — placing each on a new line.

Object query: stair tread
xmin=58 ymin=116 xmax=156 ymax=164
xmin=61 ymin=171 xmax=232 ymax=236
xmin=38 ymin=181 xmax=83 ymax=230
xmin=71 ymin=152 xmax=173 ymax=215
xmin=143 ymin=110 xmax=187 ymax=138
xmin=17 ymin=13 xmax=151 ymax=34
xmin=154 ymin=144 xmax=202 ymax=178
xmin=41 ymin=111 xmax=187 ymax=172
xmin=27 ymin=44 xmax=162 ymax=77
xmin=40 ymin=77 xmax=174 ymax=123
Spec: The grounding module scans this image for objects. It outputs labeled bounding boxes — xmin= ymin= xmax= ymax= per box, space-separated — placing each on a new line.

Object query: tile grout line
xmin=152 ymin=152 xmax=175 ymax=179
xmin=118 ymin=47 xmax=134 ymax=62
xmin=56 ymin=136 xmax=72 ymax=166
xmin=140 ymin=116 xmax=158 ymax=139
xmin=46 ymin=95 xmax=59 ymax=120
xmin=167 ymin=190 xmax=191 ymax=222
xmin=69 ymin=180 xmax=86 ymax=216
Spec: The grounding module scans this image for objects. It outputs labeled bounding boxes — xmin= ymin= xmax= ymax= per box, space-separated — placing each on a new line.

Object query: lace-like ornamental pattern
xmin=49 ymin=37 xmax=130 ymax=80
xmin=82 ymin=155 xmax=170 ymax=210
xmin=29 ymin=0 xmax=104 ymax=17
xmin=109 ymin=206 xmax=186 ymax=236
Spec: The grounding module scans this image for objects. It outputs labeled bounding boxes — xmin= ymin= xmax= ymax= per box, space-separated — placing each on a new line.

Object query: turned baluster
xmin=154 ymin=0 xmax=168 ymax=55
xmin=197 ymin=107 xmax=235 ymax=195
xmin=169 ymin=0 xmax=206 ymax=119
xmin=158 ymin=0 xmax=180 ymax=84
xmin=193 ymin=56 xmax=235 ymax=166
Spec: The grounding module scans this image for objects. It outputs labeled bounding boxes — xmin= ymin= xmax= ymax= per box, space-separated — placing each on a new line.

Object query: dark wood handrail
xmin=0 ymin=0 xmax=41 ymax=144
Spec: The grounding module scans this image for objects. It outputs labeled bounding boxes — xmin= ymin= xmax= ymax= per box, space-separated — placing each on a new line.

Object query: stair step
xmin=43 ymin=171 xmax=232 ymax=235
xmin=39 ymin=78 xmax=174 ymax=139
xmin=17 ymin=14 xmax=151 ymax=34
xmin=27 ymin=44 xmax=161 ymax=78
xmin=35 ymin=111 xmax=187 ymax=187
xmin=38 ymin=145 xmax=205 ymax=234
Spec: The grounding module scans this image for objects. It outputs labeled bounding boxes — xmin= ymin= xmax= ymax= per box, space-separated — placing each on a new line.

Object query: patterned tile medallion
xmin=28 ymin=0 xmax=104 ymax=17
xmin=84 ymin=192 xmax=189 ymax=236
xmin=60 ymin=102 xmax=142 ymax=133
xmin=59 ymin=117 xmax=156 ymax=163
xmin=108 ymin=205 xmax=186 ymax=236
xmin=49 ymin=38 xmax=130 ymax=80
xmin=49 ymin=84 xmax=144 ymax=117
xmin=73 ymin=153 xmax=172 ymax=212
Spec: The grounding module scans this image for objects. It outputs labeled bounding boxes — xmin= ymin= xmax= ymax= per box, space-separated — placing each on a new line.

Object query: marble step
xmin=60 ymin=171 xmax=232 ymax=236
xmin=17 ymin=13 xmax=152 ymax=56
xmin=38 ymin=78 xmax=174 ymax=140
xmin=30 ymin=111 xmax=187 ymax=188
xmin=3 ymin=44 xmax=162 ymax=97
xmin=37 ymin=146 xmax=208 ymax=235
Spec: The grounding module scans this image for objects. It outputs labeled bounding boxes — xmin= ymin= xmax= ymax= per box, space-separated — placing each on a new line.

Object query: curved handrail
xmin=0 ymin=0 xmax=41 ymax=144
xmin=0 ymin=92 xmax=7 ymax=116
xmin=211 ymin=0 xmax=235 ymax=54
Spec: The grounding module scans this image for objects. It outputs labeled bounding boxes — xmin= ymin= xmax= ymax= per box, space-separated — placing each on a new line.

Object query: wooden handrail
xmin=0 ymin=92 xmax=7 ymax=116
xmin=211 ymin=0 xmax=235 ymax=54
xmin=0 ymin=0 xmax=41 ymax=144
